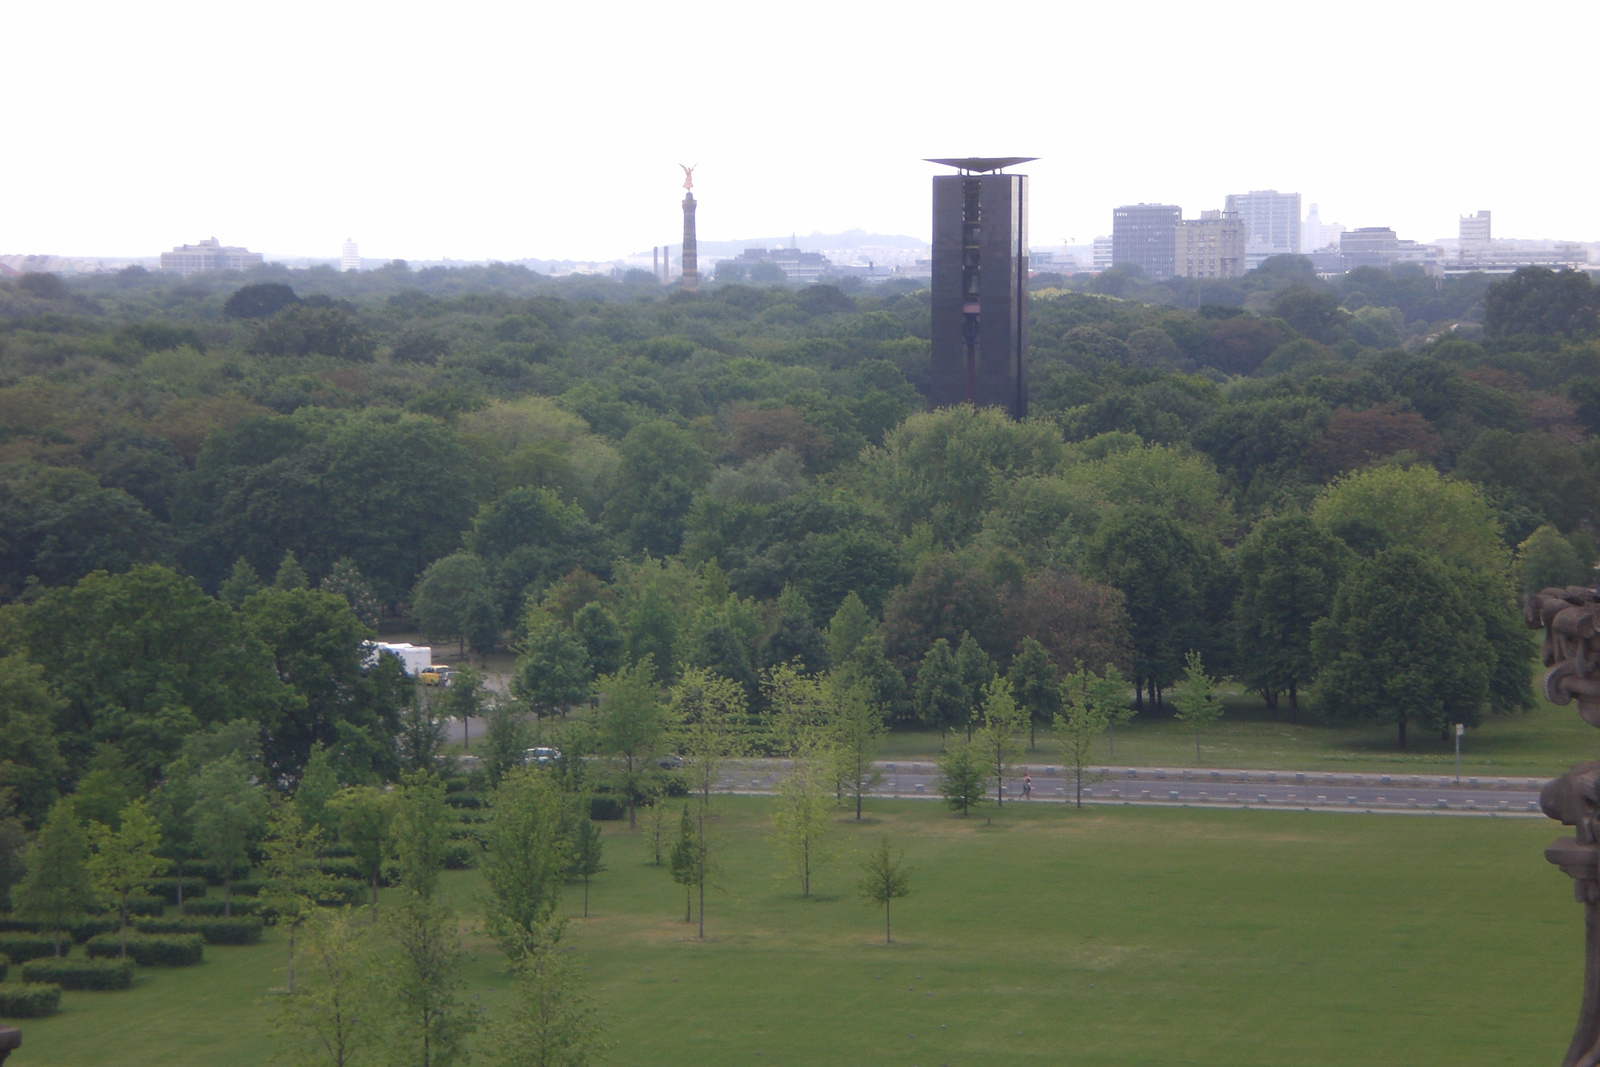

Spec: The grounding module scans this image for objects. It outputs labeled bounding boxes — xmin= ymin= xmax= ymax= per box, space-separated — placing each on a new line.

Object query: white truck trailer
xmin=362 ymin=641 xmax=433 ymax=676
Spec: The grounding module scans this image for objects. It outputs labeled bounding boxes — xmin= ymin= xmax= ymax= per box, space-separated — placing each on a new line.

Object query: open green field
xmin=6 ymin=797 xmax=1582 ymax=1066
xmin=879 ymin=687 xmax=1600 ymax=779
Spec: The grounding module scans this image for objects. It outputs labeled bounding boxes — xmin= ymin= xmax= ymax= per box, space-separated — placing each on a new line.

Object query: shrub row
xmin=166 ymin=860 xmax=249 ymax=886
xmin=319 ymin=879 xmax=367 ymax=907
xmin=0 ymin=935 xmax=61 ymax=964
xmin=136 ymin=917 xmax=262 ymax=945
xmin=181 ymin=898 xmax=259 ymax=918
xmin=69 ymin=919 xmax=120 ymax=943
xmin=444 ymin=791 xmax=484 ymax=809
xmin=317 ymin=861 xmax=389 ymax=886
xmin=146 ymin=878 xmax=207 ymax=905
xmin=0 ymin=983 xmax=60 ymax=1017
xmin=20 ymin=958 xmax=134 ymax=991
xmin=85 ymin=934 xmax=203 ymax=967
xmin=443 ymin=844 xmax=476 ymax=870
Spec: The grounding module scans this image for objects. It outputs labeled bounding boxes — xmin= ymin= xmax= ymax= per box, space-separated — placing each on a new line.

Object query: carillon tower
xmin=927 ymin=156 xmax=1034 ymax=419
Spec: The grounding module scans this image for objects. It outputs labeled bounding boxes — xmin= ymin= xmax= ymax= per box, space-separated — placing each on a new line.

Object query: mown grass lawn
xmin=880 ymin=684 xmax=1600 ymax=779
xmin=8 ymin=797 xmax=1579 ymax=1066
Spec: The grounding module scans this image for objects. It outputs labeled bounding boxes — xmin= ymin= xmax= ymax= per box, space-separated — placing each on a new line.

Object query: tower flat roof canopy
xmin=925 ymin=157 xmax=1037 ymax=173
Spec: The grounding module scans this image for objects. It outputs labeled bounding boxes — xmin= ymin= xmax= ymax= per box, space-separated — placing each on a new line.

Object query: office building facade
xmin=1174 ymin=210 xmax=1246 ymax=278
xmin=928 ymin=157 xmax=1031 ymax=419
xmin=159 ymin=237 xmax=264 ymax=275
xmin=1225 ymin=190 xmax=1301 ymax=269
xmin=1112 ymin=204 xmax=1181 ymax=279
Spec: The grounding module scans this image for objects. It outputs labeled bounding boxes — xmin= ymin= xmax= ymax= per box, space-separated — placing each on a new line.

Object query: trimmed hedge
xmin=177 ymin=860 xmax=250 ymax=886
xmin=444 ymin=791 xmax=484 ymax=809
xmin=318 ymin=879 xmax=367 ymax=907
xmin=137 ymin=917 xmax=262 ymax=945
xmin=0 ymin=956 xmax=8 ymax=982
xmin=147 ymin=878 xmax=207 ymax=905
xmin=589 ymin=795 xmax=625 ymax=821
xmin=86 ymin=933 xmax=203 ymax=967
xmin=180 ymin=898 xmax=259 ymax=918
xmin=0 ymin=934 xmax=61 ymax=964
xmin=69 ymin=918 xmax=120 ymax=943
xmin=227 ymin=879 xmax=264 ymax=897
xmin=0 ymin=982 xmax=60 ymax=1017
xmin=20 ymin=958 xmax=133 ymax=991
xmin=443 ymin=843 xmax=476 ymax=870
xmin=0 ymin=919 xmax=39 ymax=934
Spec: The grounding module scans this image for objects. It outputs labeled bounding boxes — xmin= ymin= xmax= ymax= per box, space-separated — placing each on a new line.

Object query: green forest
xmin=0 ymin=254 xmax=1598 ymax=1054
xmin=0 ymin=257 xmax=1598 ymax=791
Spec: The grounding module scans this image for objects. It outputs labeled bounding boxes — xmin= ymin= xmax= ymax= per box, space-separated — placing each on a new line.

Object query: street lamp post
xmin=1455 ymin=723 xmax=1463 ymax=784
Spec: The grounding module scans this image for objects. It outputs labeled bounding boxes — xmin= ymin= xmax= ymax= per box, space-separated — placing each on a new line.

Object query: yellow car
xmin=419 ymin=665 xmax=454 ymax=687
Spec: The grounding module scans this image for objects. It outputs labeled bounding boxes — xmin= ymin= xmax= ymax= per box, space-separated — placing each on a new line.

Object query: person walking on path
xmin=1023 ymin=773 xmax=1033 ymax=800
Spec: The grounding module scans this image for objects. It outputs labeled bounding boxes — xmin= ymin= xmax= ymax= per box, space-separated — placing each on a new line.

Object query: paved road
xmin=713 ymin=760 xmax=1549 ymax=816
xmin=443 ymin=713 xmax=1550 ymax=817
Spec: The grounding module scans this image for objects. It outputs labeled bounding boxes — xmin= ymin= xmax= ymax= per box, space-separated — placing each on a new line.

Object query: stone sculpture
xmin=1529 ymin=585 xmax=1600 ymax=1065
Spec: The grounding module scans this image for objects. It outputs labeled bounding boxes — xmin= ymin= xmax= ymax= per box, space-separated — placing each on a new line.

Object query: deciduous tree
xmin=857 ymin=835 xmax=913 ymax=944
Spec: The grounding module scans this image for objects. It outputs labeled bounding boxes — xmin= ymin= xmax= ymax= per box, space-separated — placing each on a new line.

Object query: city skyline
xmin=3 ymin=0 xmax=1597 ymax=262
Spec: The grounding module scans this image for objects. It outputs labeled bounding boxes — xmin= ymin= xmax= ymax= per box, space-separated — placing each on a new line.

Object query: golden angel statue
xmin=679 ymin=164 xmax=696 ymax=191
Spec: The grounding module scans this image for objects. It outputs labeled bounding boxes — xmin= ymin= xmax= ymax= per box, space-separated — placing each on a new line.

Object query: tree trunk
xmin=1195 ymin=729 xmax=1202 ymax=764
xmin=176 ymin=859 xmax=186 ymax=916
xmin=1288 ymin=682 xmax=1299 ymax=724
xmin=583 ymin=876 xmax=590 ymax=918
xmin=120 ymin=901 xmax=129 ymax=956
xmin=288 ymin=921 xmax=297 ymax=993
xmin=627 ymin=756 xmax=637 ymax=829
xmin=1108 ymin=721 xmax=1115 ymax=761
xmin=224 ymin=874 xmax=233 ymax=919
xmin=684 ymin=884 xmax=691 ymax=923
xmin=1029 ymin=720 xmax=1036 ymax=750
xmin=463 ymin=715 xmax=470 ymax=751
xmin=885 ymin=896 xmax=892 ymax=944
xmin=1398 ymin=717 xmax=1407 ymax=750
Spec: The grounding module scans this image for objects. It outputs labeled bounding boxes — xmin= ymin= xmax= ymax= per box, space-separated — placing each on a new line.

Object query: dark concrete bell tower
xmin=927 ymin=156 xmax=1034 ymax=419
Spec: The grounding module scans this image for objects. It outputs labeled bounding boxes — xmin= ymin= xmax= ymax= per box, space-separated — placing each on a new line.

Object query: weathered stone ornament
xmin=1528 ymin=586 xmax=1600 ymax=1066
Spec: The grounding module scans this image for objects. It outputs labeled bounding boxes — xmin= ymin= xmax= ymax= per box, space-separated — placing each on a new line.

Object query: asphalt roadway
xmin=444 ymin=714 xmax=1549 ymax=817
xmin=714 ymin=760 xmax=1551 ymax=817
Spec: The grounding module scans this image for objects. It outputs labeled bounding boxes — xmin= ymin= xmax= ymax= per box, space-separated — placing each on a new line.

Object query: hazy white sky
xmin=3 ymin=0 xmax=1594 ymax=261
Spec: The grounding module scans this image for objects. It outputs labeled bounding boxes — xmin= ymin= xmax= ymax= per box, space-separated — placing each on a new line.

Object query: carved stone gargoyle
xmin=1528 ymin=586 xmax=1600 ymax=1066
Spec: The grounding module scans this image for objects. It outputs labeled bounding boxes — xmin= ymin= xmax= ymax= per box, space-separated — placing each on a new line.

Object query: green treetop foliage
xmin=15 ymin=800 xmax=94 ymax=956
xmin=0 ymin=653 xmax=66 ymax=824
xmin=480 ymin=768 xmax=566 ymax=960
xmin=594 ymin=659 xmax=665 ymax=828
xmin=914 ymin=638 xmax=966 ymax=739
xmin=857 ymin=835 xmax=913 ymax=943
xmin=0 ymin=564 xmax=290 ymax=782
xmin=1313 ymin=547 xmax=1494 ymax=749
xmin=975 ymin=678 xmax=1027 ymax=809
xmin=1171 ymin=651 xmax=1222 ymax=764
xmin=1007 ymin=637 xmax=1061 ymax=749
xmin=392 ymin=772 xmax=453 ymax=900
xmin=515 ymin=616 xmax=593 ymax=719
xmin=1311 ymin=463 xmax=1507 ymax=574
xmin=329 ymin=785 xmax=393 ymax=909
xmin=87 ymin=797 xmax=166 ymax=954
xmin=192 ymin=755 xmax=269 ymax=917
xmin=1233 ymin=512 xmax=1347 ymax=717
xmin=1514 ymin=525 xmax=1590 ymax=593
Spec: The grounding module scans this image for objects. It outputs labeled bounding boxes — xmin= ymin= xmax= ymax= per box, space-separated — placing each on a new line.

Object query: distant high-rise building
xmin=1173 ymin=210 xmax=1246 ymax=278
xmin=159 ymin=237 xmax=263 ymax=275
xmin=1460 ymin=210 xmax=1492 ymax=248
xmin=1092 ymin=236 xmax=1113 ymax=272
xmin=1304 ymin=204 xmax=1326 ymax=251
xmin=1225 ymin=190 xmax=1301 ymax=270
xmin=928 ymin=156 xmax=1033 ymax=420
xmin=1112 ymin=204 xmax=1181 ymax=279
xmin=1339 ymin=227 xmax=1437 ymax=272
xmin=341 ymin=238 xmax=360 ymax=272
